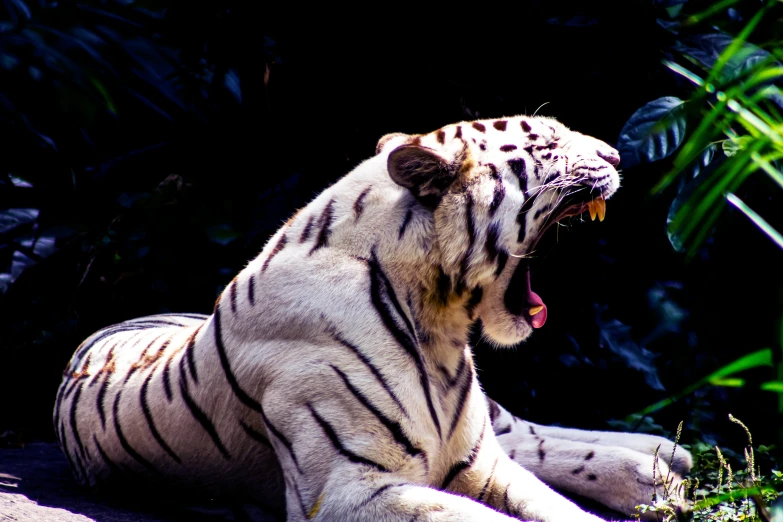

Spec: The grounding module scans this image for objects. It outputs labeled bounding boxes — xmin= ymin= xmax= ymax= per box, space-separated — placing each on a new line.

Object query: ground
xmin=0 ymin=443 xmax=626 ymax=521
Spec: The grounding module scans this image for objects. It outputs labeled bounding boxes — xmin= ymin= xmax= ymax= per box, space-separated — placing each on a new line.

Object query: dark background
xmin=1 ymin=0 xmax=781 ymax=461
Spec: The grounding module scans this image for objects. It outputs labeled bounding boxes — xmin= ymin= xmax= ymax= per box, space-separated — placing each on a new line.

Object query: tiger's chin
xmin=475 ymin=256 xmax=538 ymax=348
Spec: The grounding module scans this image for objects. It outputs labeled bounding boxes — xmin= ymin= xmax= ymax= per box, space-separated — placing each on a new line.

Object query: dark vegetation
xmin=1 ymin=0 xmax=782 ymax=518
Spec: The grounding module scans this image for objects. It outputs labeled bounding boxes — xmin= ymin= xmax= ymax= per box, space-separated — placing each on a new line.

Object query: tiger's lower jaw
xmin=474 ymin=258 xmax=539 ymax=347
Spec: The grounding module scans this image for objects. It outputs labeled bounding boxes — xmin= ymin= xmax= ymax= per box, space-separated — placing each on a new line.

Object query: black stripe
xmin=508 ymin=158 xmax=527 ymax=183
xmin=456 ymin=194 xmax=477 ymax=294
xmin=441 ymin=418 xmax=485 ymax=489
xmin=72 ymin=325 xmax=147 ymax=364
xmin=331 ymin=365 xmax=423 ymax=463
xmin=368 ymin=252 xmax=441 ymax=438
xmin=260 ymin=408 xmax=303 ymax=475
xmin=398 ymin=207 xmax=413 ymax=239
xmin=534 ymin=204 xmax=551 ymax=221
xmin=63 ymin=376 xmax=81 ymax=400
xmin=112 ymin=391 xmax=160 ymax=474
xmin=229 ymin=279 xmax=238 ymax=314
xmin=162 ymin=352 xmax=175 ymax=402
xmin=248 ymin=275 xmax=256 ymax=306
xmin=53 ymin=379 xmax=67 ymax=438
xmin=503 ymin=483 xmax=512 ymax=514
xmin=124 ymin=318 xmax=183 ymax=327
xmin=360 ymin=483 xmax=408 ymax=508
xmin=68 ymin=382 xmax=88 ymax=466
xmin=59 ymin=420 xmax=84 ymax=483
xmin=436 ymin=266 xmax=451 ymax=305
xmin=213 ymin=306 xmax=264 ymax=413
xmin=185 ymin=329 xmax=199 ymax=384
xmin=290 ymin=478 xmax=309 ymax=518
xmin=327 ymin=327 xmax=410 ymax=419
xmin=486 ymin=397 xmax=501 ymax=423
xmin=240 ymin=420 xmax=272 ymax=448
xmin=407 ymin=293 xmax=431 ymax=345
xmin=354 ymin=186 xmax=372 ymax=220
xmin=127 ymin=319 xmax=193 ymax=327
xmin=479 ymin=457 xmax=499 ymax=502
xmin=299 ymin=215 xmax=315 ymax=243
xmin=489 ymin=179 xmax=505 ymax=216
xmin=444 ymin=351 xmax=468 ymax=388
xmin=63 ymin=353 xmax=90 ymax=400
xmin=495 ymin=250 xmax=509 ymax=276
xmin=140 ymin=371 xmax=182 ymax=463
xmin=178 ymin=356 xmax=231 ymax=460
xmin=124 ymin=334 xmax=163 ymax=384
xmin=448 ymin=365 xmax=474 ymax=439
xmin=465 ymin=286 xmax=483 ymax=320
xmin=574 ymin=164 xmax=608 ymax=172
xmin=164 ymin=313 xmax=209 ymax=320
xmin=87 ymin=340 xmax=120 ymax=390
xmin=263 ymin=234 xmax=288 ymax=272
xmin=309 ymin=199 xmax=335 ymax=255
xmin=93 ymin=435 xmax=123 ymax=475
xmin=543 ymin=171 xmax=559 ymax=184
xmin=485 ymin=223 xmax=500 ymax=263
xmin=496 ymin=425 xmax=511 ymax=435
xmin=369 ymin=250 xmax=419 ymax=345
xmin=308 ymin=403 xmax=389 ymax=472
xmin=516 ymin=211 xmax=527 ymax=244
xmin=97 ymin=373 xmax=111 ymax=430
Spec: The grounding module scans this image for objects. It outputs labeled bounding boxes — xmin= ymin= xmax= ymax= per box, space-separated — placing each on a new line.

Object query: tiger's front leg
xmin=487 ymin=398 xmax=691 ymax=518
xmin=442 ymin=418 xmax=605 ymax=522
xmin=261 ymin=366 xmax=604 ymax=521
xmin=262 ymin=388 xmax=518 ymax=521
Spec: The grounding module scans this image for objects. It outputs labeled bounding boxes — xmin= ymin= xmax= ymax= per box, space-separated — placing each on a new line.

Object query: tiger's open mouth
xmin=503 ymin=192 xmax=608 ymax=329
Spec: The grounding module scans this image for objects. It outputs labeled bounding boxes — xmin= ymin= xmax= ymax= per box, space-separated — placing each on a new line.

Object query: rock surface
xmin=0 ymin=443 xmax=278 ymax=521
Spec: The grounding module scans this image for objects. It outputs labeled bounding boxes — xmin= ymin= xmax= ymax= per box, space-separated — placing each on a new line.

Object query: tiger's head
xmin=377 ymin=116 xmax=620 ymax=347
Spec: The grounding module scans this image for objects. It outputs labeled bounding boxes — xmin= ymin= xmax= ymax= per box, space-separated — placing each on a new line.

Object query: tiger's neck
xmin=249 ymin=162 xmax=483 ymax=364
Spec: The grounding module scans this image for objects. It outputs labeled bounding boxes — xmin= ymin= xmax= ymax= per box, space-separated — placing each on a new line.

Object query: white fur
xmin=54 ymin=115 xmax=689 ymax=521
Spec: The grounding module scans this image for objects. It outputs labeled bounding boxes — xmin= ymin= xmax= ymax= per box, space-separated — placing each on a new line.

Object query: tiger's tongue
xmin=525 ymin=269 xmax=548 ymax=329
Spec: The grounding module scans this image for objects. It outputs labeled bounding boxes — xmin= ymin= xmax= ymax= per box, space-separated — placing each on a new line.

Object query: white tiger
xmin=54 ymin=115 xmax=691 ymax=521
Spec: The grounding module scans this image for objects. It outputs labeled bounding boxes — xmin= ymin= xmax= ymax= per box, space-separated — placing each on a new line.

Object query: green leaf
xmin=693 ymin=485 xmax=776 ymax=510
xmin=709 ymin=377 xmax=745 ymax=387
xmin=637 ymin=348 xmax=771 ymax=415
xmin=663 ymin=59 xmax=704 ymax=87
xmin=726 ymin=192 xmax=783 ymax=250
xmin=722 ymin=136 xmax=751 ymax=157
xmin=666 ymin=145 xmax=718 ymax=252
xmin=617 ymin=97 xmax=686 ymax=168
xmin=675 ymin=33 xmax=777 ymax=81
xmin=761 ymin=381 xmax=783 ymax=393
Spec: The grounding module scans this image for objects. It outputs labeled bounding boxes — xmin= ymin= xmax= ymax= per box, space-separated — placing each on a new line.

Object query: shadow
xmin=1 ymin=443 xmax=630 ymax=521
xmin=0 ymin=443 xmax=281 ymax=522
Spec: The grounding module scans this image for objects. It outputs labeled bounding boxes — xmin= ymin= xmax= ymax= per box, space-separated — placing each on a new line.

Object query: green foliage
xmin=618 ymin=96 xmax=687 ymax=168
xmin=634 ymin=416 xmax=782 ymax=522
xmin=617 ymin=0 xmax=783 ymax=257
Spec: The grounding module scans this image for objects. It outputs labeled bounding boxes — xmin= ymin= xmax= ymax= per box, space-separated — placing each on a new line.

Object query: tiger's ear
xmin=387 ymin=145 xmax=459 ymax=204
xmin=376 ymin=132 xmax=410 ymax=155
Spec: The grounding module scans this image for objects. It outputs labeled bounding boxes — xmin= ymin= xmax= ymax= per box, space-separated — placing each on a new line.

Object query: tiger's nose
xmin=597 ymin=148 xmax=620 ymax=167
